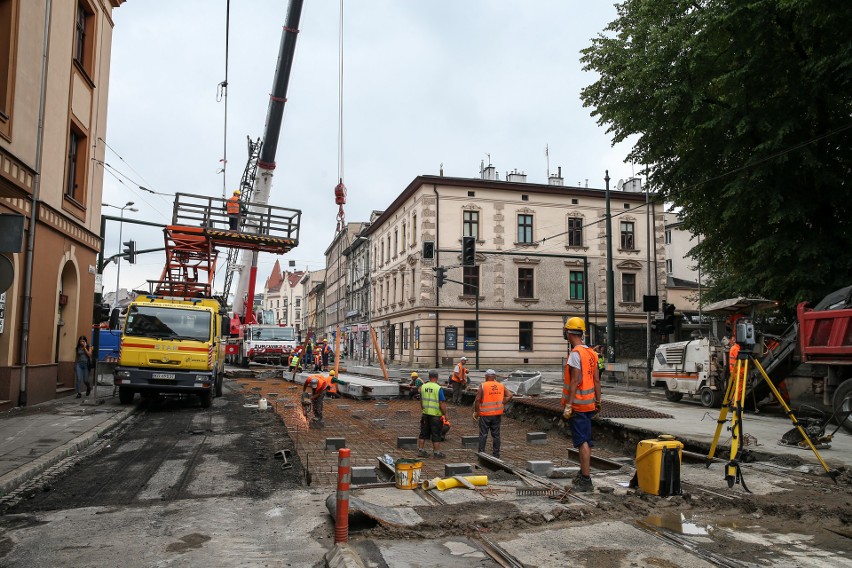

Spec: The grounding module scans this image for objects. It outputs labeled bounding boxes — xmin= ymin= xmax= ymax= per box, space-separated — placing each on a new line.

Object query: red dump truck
xmin=798 ymin=284 xmax=852 ymax=433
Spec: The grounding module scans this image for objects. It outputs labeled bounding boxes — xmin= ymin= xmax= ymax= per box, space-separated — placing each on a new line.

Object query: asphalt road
xmin=0 ymin=385 xmax=327 ymax=567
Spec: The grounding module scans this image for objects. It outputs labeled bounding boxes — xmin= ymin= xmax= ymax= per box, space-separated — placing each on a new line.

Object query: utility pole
xmin=605 ymin=171 xmax=615 ymax=363
xmin=646 ymin=178 xmax=652 ymax=388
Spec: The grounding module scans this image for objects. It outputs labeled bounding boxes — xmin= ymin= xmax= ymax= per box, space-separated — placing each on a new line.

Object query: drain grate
xmin=513 ymin=397 xmax=673 ymax=419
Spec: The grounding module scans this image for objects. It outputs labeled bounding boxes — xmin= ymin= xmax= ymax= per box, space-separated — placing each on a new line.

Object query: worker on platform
xmin=561 ymin=317 xmax=601 ymax=493
xmin=226 ymin=189 xmax=243 ymax=231
xmin=450 ymin=356 xmax=469 ymax=405
xmin=408 ymin=371 xmax=424 ymax=400
xmin=474 ymin=369 xmax=513 ymax=459
xmin=417 ymin=370 xmax=448 ymax=459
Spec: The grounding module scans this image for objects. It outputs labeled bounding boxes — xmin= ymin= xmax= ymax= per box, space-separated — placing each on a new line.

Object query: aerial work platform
xmin=151 ymin=192 xmax=301 ymax=297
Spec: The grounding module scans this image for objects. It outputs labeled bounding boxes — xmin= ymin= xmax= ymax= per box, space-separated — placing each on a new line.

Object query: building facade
xmin=299 ymin=268 xmax=325 ymax=341
xmin=663 ymin=213 xmax=702 ymax=313
xmin=363 ymin=170 xmax=666 ymax=368
xmin=0 ymin=0 xmax=125 ymax=406
xmin=262 ymin=259 xmax=303 ymax=329
xmin=323 ymin=222 xmax=363 ymax=340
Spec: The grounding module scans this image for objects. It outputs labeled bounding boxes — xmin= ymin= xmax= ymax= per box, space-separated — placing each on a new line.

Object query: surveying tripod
xmin=706 ymin=348 xmax=839 ymax=491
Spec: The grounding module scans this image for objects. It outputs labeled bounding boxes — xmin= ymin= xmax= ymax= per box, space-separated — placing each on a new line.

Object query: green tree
xmin=580 ymin=0 xmax=852 ymax=309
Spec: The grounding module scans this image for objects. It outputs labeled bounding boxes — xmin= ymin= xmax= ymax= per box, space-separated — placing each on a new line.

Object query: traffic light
xmin=436 ymin=267 xmax=446 ymax=288
xmin=122 ymin=240 xmax=136 ymax=264
xmin=650 ymin=319 xmax=660 ymax=334
xmin=93 ymin=302 xmax=111 ymax=324
xmin=462 ymin=236 xmax=476 ymax=267
xmin=663 ymin=303 xmax=676 ymax=335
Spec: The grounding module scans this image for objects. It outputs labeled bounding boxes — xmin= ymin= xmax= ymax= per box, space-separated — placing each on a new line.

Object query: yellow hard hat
xmin=329 ymin=370 xmax=336 ymax=376
xmin=411 ymin=371 xmax=419 ymax=378
xmin=564 ymin=317 xmax=586 ymax=335
xmin=233 ymin=189 xmax=241 ymax=196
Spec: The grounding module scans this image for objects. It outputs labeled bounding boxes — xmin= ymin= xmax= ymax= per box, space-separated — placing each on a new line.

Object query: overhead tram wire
xmin=97 ymin=137 xmax=159 ymax=196
xmin=98 ymin=165 xmax=172 ymax=224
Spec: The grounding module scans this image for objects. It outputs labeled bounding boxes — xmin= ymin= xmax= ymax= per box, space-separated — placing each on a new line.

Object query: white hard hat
xmin=485 ymin=369 xmax=496 ymax=376
xmin=460 ymin=357 xmax=468 ymax=362
xmin=309 ymin=377 xmax=318 ymax=388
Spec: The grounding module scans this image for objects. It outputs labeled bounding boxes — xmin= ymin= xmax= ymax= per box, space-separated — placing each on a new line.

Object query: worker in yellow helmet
xmin=561 ymin=317 xmax=601 ymax=493
xmin=226 ymin=189 xmax=242 ymax=231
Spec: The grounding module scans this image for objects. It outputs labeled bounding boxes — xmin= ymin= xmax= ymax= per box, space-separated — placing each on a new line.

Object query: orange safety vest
xmin=562 ymin=345 xmax=597 ymax=412
xmin=451 ymin=363 xmax=468 ymax=383
xmin=729 ymin=343 xmax=745 ymax=398
xmin=328 ymin=378 xmax=338 ymax=395
xmin=479 ymin=381 xmax=506 ymax=416
xmin=226 ymin=196 xmax=240 ymax=215
xmin=308 ymin=374 xmax=329 ymax=392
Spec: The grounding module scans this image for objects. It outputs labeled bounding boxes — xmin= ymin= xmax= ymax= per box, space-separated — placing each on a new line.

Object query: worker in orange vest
xmin=450 ymin=356 xmax=469 ymax=404
xmin=226 ymin=189 xmax=243 ymax=231
xmin=326 ymin=370 xmax=343 ymax=398
xmin=726 ymin=315 xmax=748 ymax=401
xmin=561 ymin=317 xmax=601 ymax=492
xmin=474 ymin=369 xmax=513 ymax=458
xmin=439 ymin=414 xmax=451 ymax=442
xmin=303 ymin=373 xmax=330 ymax=422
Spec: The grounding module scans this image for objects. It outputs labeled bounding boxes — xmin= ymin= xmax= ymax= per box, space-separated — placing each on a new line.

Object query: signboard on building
xmin=463 ymin=338 xmax=476 ymax=351
xmin=444 ymin=326 xmax=458 ymax=350
xmin=414 ymin=326 xmax=420 ymax=349
xmin=358 ymin=323 xmax=370 ymax=331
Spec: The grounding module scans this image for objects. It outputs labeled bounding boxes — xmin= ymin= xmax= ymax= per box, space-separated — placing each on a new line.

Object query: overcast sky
xmin=100 ymin=0 xmax=636 ymax=298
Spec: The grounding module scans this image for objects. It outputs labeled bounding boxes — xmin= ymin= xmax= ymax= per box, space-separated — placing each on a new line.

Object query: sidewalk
xmin=0 ymin=391 xmax=136 ymax=496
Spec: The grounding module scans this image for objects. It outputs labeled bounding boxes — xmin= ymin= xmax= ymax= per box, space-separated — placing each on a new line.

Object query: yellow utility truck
xmin=114 ymin=295 xmax=228 ymax=408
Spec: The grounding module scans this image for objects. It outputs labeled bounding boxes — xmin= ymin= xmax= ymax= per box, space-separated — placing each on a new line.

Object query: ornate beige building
xmin=0 ymin=0 xmax=125 ymax=406
xmin=364 ymin=169 xmax=666 ymax=367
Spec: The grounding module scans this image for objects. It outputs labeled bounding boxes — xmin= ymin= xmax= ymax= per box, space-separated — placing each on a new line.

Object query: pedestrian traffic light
xmin=436 ymin=267 xmax=446 ymax=288
xmin=462 ymin=236 xmax=476 ymax=267
xmin=122 ymin=240 xmax=136 ymax=264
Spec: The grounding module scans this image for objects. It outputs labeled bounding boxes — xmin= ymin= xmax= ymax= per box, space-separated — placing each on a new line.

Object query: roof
xmin=703 ymin=297 xmax=777 ymax=315
xmin=286 ymin=271 xmax=305 ymax=289
xmin=364 ymin=175 xmax=648 ymax=237
xmin=667 ymin=276 xmax=701 ymax=289
xmin=265 ymin=259 xmax=283 ymax=292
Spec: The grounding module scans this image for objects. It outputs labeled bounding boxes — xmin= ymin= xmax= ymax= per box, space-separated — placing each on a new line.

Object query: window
xmin=521 ymin=194 xmax=529 ymax=201
xmin=295 ymin=297 xmax=301 ymax=307
xmin=567 ymin=217 xmax=583 ymax=247
xmin=463 ymin=320 xmax=477 ymax=351
xmin=401 ymin=222 xmax=407 ymax=250
xmin=73 ymin=2 xmax=95 ymax=76
xmin=0 ymin=0 xmax=20 ymax=137
xmin=517 ymin=214 xmax=533 ymax=243
xmin=519 ymin=322 xmax=533 ymax=351
xmin=462 ymin=266 xmax=479 ymax=296
xmin=295 ymin=310 xmax=300 ymax=321
xmin=620 ymin=221 xmax=635 ymax=249
xmin=622 ymin=273 xmax=636 ymax=303
xmin=394 ymin=230 xmax=398 ymax=257
xmin=665 ymin=229 xmax=672 ymax=245
xmin=65 ymin=127 xmax=87 ymax=202
xmin=666 ymin=259 xmax=673 ymax=274
xmin=387 ymin=235 xmax=392 ymax=263
xmin=569 ymin=271 xmax=584 ymax=301
xmin=373 ymin=246 xmax=377 ymax=270
xmin=518 ymin=268 xmax=534 ymax=299
xmin=380 ymin=241 xmax=385 ymax=265
xmin=463 ymin=210 xmax=479 ymax=239
xmin=412 ymin=214 xmax=417 ymax=245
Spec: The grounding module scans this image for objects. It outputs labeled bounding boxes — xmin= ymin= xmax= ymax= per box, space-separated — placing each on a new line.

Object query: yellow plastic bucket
xmin=394 ymin=459 xmax=423 ymax=490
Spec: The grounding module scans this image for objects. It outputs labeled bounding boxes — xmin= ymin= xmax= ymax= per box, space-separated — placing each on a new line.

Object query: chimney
xmin=480 ymin=160 xmax=497 ymax=180
xmin=506 ymin=169 xmax=527 ymax=183
xmin=548 ymin=166 xmax=564 ymax=186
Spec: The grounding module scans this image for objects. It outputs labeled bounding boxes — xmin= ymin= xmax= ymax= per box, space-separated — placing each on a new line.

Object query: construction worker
xmin=288 ymin=351 xmax=301 ymax=373
xmin=474 ymin=369 xmax=513 ymax=459
xmin=326 ymin=369 xmax=344 ymax=398
xmin=313 ymin=345 xmax=323 ymax=372
xmin=226 ymin=189 xmax=242 ymax=231
xmin=408 ymin=371 xmax=424 ymax=400
xmin=439 ymin=414 xmax=451 ymax=442
xmin=303 ymin=373 xmax=330 ymax=422
xmin=417 ymin=369 xmax=448 ymax=458
xmin=561 ymin=317 xmax=602 ymax=493
xmin=322 ymin=340 xmax=332 ymax=370
xmin=727 ymin=315 xmax=747 ymax=401
xmin=450 ymin=356 xmax=469 ymax=404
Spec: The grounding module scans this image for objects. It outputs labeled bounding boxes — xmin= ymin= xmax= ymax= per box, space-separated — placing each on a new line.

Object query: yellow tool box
xmin=632 ymin=435 xmax=683 ymax=496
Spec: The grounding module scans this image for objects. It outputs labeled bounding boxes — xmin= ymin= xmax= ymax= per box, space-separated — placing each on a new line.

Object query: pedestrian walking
xmin=74 ymin=336 xmax=93 ymax=398
xmin=417 ymin=370 xmax=448 ymax=458
xmin=450 ymin=356 xmax=469 ymax=404
xmin=473 ymin=369 xmax=513 ymax=458
xmin=561 ymin=317 xmax=601 ymax=492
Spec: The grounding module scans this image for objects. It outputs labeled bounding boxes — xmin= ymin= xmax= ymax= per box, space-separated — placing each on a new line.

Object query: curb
xmin=324 ymin=543 xmax=366 ymax=568
xmin=0 ymin=406 xmax=137 ymax=496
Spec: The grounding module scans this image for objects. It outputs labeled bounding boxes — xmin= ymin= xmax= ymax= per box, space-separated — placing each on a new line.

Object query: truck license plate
xmin=152 ymin=373 xmax=176 ymax=380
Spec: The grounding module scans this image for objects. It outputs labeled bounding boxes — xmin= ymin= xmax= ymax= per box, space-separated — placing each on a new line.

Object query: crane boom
xmin=231 ymin=0 xmax=305 ymax=320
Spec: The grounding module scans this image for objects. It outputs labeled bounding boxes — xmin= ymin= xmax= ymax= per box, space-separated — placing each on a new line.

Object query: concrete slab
xmin=526 ymin=432 xmax=547 ymax=445
xmin=444 ymin=463 xmax=473 ymax=476
xmin=351 ymin=466 xmax=378 ymax=485
xmin=397 ymin=437 xmax=418 ymax=449
xmin=460 ymin=436 xmax=478 ymax=449
xmin=325 ymin=438 xmax=346 ymax=451
xmin=526 ymin=460 xmax=554 ymax=476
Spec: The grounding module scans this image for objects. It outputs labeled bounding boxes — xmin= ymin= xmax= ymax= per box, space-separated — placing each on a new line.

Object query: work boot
xmin=433 ymin=451 xmax=446 ymax=458
xmin=417 ymin=449 xmax=429 ymax=458
xmin=572 ymin=475 xmax=593 ymax=493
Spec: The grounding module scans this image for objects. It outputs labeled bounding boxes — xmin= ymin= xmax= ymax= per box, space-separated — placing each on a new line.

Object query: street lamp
xmin=103 ymin=201 xmax=138 ymax=305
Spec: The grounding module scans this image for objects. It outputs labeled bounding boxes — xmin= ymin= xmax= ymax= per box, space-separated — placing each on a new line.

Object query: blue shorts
xmin=570 ymin=411 xmax=595 ymax=449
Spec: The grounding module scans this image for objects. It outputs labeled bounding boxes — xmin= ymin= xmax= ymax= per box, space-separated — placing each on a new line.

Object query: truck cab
xmin=114 ymin=295 xmax=228 ymax=407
